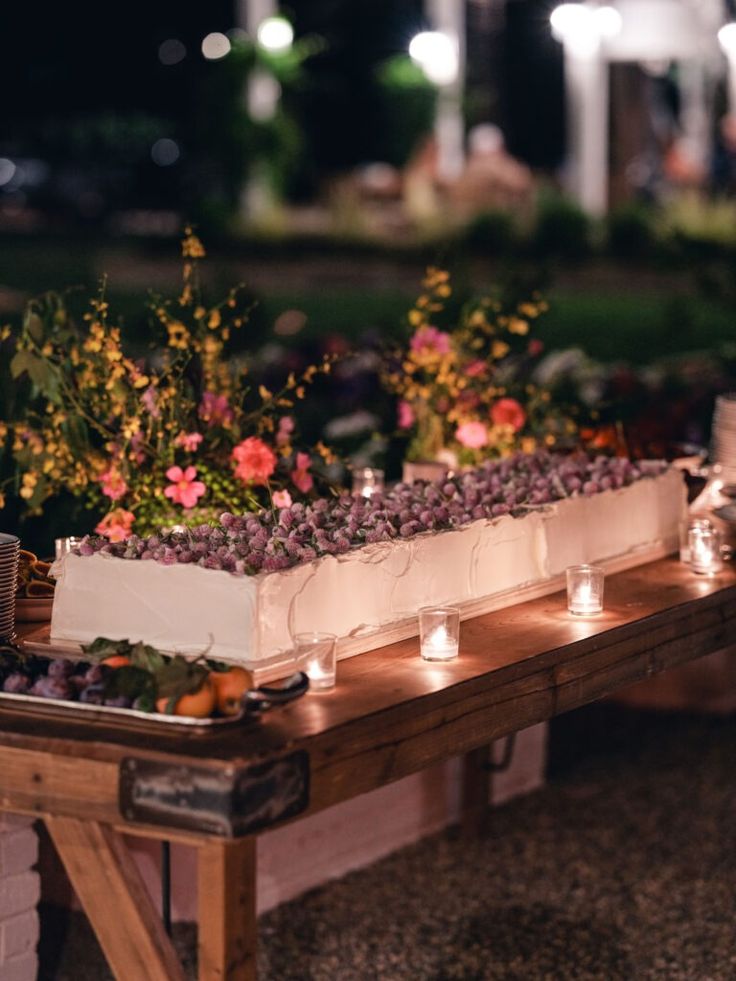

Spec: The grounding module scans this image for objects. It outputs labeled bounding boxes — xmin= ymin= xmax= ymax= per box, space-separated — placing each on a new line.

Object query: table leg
xmin=45 ymin=816 xmax=185 ymax=981
xmin=197 ymin=836 xmax=257 ymax=981
xmin=461 ymin=744 xmax=492 ymax=837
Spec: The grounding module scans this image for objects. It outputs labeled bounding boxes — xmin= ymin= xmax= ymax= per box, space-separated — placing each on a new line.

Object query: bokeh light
xmin=158 ymin=39 xmax=186 ymax=66
xmin=718 ymin=23 xmax=736 ymax=57
xmin=257 ymin=17 xmax=294 ymax=53
xmin=408 ymin=30 xmax=459 ymax=86
xmin=151 ymin=139 xmax=180 ymax=167
xmin=201 ymin=32 xmax=231 ymax=61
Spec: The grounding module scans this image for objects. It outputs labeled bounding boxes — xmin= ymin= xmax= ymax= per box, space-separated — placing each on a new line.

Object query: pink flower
xmin=397 ymin=400 xmax=415 ymax=429
xmin=276 ymin=416 xmax=295 ymax=448
xmin=129 ymin=431 xmax=146 ymax=465
xmin=98 ymin=467 xmax=128 ymax=502
xmin=272 ymin=489 xmax=293 ymax=508
xmin=95 ymin=508 xmax=135 ymax=543
xmin=409 ymin=325 xmax=451 ymax=357
xmin=199 ymin=391 xmax=234 ymax=428
xmin=465 ymin=360 xmax=487 ymax=378
xmin=290 ymin=452 xmax=314 ymax=493
xmin=232 ymin=437 xmax=277 ymax=484
xmin=528 ymin=339 xmax=544 ymax=357
xmin=455 ymin=421 xmax=489 ymax=449
xmin=141 ymin=386 xmax=160 ymax=419
xmin=490 ymin=398 xmax=526 ymax=432
xmin=164 ymin=465 xmax=206 ymax=509
xmin=175 ymin=431 xmax=204 ymax=452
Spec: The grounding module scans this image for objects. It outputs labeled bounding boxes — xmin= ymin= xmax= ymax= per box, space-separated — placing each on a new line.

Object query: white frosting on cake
xmin=50 ymin=467 xmax=686 ymax=668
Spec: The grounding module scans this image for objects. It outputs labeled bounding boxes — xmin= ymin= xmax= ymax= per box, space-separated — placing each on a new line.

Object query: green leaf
xmin=24 ymin=313 xmax=44 ymax=345
xmin=154 ymin=655 xmax=209 ymax=699
xmin=82 ymin=637 xmax=133 ymax=660
xmin=10 ymin=350 xmax=34 ymax=380
xmin=104 ymin=665 xmax=156 ymax=702
xmin=129 ymin=642 xmax=166 ymax=674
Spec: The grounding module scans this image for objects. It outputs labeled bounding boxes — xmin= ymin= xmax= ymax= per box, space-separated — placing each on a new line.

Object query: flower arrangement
xmin=76 ymin=452 xmax=666 ymax=575
xmin=0 ymin=230 xmax=336 ymax=539
xmin=383 ymin=268 xmax=575 ymax=468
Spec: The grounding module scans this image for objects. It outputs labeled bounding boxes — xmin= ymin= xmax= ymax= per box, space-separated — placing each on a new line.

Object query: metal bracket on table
xmin=481 ymin=733 xmax=517 ymax=774
xmin=119 ymin=751 xmax=310 ymax=838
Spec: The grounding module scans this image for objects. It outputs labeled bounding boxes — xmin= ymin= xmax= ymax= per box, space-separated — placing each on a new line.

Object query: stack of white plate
xmin=711 ymin=394 xmax=736 ymax=468
xmin=0 ymin=533 xmax=20 ymax=641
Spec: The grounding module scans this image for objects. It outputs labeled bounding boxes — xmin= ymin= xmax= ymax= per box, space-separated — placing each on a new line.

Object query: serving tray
xmin=2 ymin=634 xmax=309 ymax=735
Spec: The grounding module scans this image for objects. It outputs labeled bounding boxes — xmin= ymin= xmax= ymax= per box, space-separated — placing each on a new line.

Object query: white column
xmin=428 ymin=0 xmax=466 ymax=181
xmin=235 ymin=0 xmax=280 ymax=222
xmin=725 ymin=54 xmax=736 ymax=116
xmin=563 ymin=44 xmax=609 ymax=215
xmin=678 ymin=59 xmax=711 ymax=175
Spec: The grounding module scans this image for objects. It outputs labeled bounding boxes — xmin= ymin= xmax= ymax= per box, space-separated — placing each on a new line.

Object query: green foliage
xmin=463 ymin=210 xmax=518 ymax=255
xmin=606 ymin=204 xmax=658 ymax=260
xmin=375 ymin=55 xmax=436 ymax=168
xmin=533 ymin=190 xmax=593 ymax=261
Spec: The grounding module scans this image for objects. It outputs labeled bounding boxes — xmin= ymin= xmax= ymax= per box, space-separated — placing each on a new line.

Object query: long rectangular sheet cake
xmin=50 ymin=454 xmax=686 ymax=676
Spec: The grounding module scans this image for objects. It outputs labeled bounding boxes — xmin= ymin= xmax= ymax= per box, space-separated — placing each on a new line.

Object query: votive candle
xmin=54 ymin=537 xmax=83 ymax=560
xmin=419 ymin=607 xmax=460 ymax=661
xmin=293 ymin=632 xmax=337 ymax=691
xmin=351 ymin=467 xmax=385 ymax=500
xmin=566 ymin=565 xmax=604 ymax=616
xmin=688 ymin=524 xmax=723 ymax=575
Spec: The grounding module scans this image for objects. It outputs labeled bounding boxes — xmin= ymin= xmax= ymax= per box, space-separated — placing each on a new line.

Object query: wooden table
xmin=2 ymin=557 xmax=735 ymax=980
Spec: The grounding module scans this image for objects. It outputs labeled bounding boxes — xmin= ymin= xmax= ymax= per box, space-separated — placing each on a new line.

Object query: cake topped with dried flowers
xmin=51 ymin=452 xmax=685 ymax=671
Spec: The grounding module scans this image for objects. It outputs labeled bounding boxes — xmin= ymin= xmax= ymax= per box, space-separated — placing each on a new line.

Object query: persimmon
xmin=101 ymin=654 xmax=131 ymax=668
xmin=156 ymin=676 xmax=216 ymax=718
xmin=211 ymin=666 xmax=252 ymax=716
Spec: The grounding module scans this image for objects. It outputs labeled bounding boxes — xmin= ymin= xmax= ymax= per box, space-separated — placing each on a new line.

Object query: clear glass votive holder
xmin=688 ymin=524 xmax=724 ymax=575
xmin=566 ymin=565 xmax=605 ymax=616
xmin=679 ymin=517 xmax=712 ymax=563
xmin=293 ymin=632 xmax=337 ymax=691
xmin=54 ymin=537 xmax=83 ymax=560
xmin=351 ymin=467 xmax=385 ymax=499
xmin=418 ymin=607 xmax=460 ymax=661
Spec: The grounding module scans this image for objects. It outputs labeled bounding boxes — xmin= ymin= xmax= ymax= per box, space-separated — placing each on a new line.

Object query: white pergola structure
xmin=552 ymin=0 xmax=727 ymax=215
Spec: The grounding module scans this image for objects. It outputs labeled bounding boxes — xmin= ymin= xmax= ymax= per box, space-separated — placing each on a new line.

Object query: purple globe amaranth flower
xmin=74 ymin=451 xmax=671 ymax=579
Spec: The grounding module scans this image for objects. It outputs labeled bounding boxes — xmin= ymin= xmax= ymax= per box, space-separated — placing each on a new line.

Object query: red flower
xmin=490 ymin=398 xmax=526 ymax=432
xmin=95 ymin=508 xmax=135 ymax=542
xmin=232 ymin=437 xmax=277 ymax=485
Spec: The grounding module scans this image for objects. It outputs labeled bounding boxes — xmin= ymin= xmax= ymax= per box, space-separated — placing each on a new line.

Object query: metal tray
xmin=1 ymin=636 xmax=309 ymax=735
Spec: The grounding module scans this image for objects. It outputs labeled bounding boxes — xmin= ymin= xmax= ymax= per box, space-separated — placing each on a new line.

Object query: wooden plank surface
xmin=198 ymin=837 xmax=257 ymax=981
xmin=45 ymin=817 xmax=185 ymax=981
xmin=2 ymin=559 xmax=735 ymax=836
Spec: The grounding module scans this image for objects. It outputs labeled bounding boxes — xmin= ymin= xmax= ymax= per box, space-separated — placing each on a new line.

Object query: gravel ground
xmin=38 ymin=704 xmax=736 ymax=980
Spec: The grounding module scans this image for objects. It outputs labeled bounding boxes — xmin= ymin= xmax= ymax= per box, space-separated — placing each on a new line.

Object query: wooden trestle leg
xmin=461 ymin=745 xmax=492 ymax=837
xmin=45 ymin=817 xmax=185 ymax=981
xmin=197 ymin=837 xmax=257 ymax=981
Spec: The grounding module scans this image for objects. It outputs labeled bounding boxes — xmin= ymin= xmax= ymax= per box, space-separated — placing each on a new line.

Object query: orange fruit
xmin=102 ymin=654 xmax=131 ymax=668
xmin=156 ymin=676 xmax=216 ymax=718
xmin=211 ymin=667 xmax=252 ymax=716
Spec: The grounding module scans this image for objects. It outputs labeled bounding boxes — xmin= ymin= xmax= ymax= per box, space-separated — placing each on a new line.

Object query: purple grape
xmin=3 ymin=672 xmax=31 ymax=694
xmin=30 ymin=677 xmax=72 ymax=700
xmin=47 ymin=659 xmax=74 ymax=679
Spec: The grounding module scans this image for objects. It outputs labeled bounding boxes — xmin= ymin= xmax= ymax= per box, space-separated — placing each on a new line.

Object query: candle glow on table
xmin=419 ymin=607 xmax=460 ymax=661
xmin=679 ymin=517 xmax=712 ymax=563
xmin=293 ymin=632 xmax=337 ymax=691
xmin=54 ymin=537 xmax=83 ymax=560
xmin=688 ymin=524 xmax=723 ymax=575
xmin=566 ymin=564 xmax=604 ymax=616
xmin=351 ymin=467 xmax=385 ymax=500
